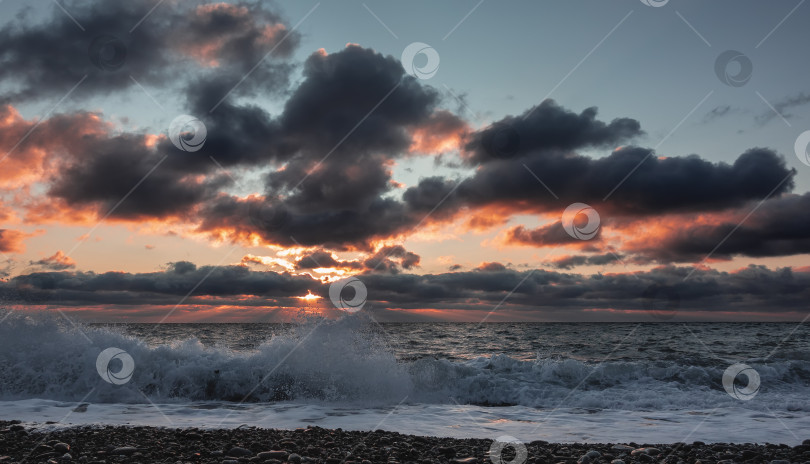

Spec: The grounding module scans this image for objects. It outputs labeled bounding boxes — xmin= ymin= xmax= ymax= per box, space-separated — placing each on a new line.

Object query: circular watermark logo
xmin=168 ymin=115 xmax=207 ymax=152
xmin=642 ymin=284 xmax=680 ymax=320
xmin=329 ymin=276 xmax=367 ymax=312
xmin=794 ymin=130 xmax=810 ymax=167
xmin=401 ymin=42 xmax=440 ymax=80
xmin=96 ymin=347 xmax=135 ymax=385
xmin=714 ymin=50 xmax=753 ymax=87
xmin=482 ymin=125 xmax=520 ymax=159
xmin=88 ymin=35 xmax=127 ymax=71
xmin=722 ymin=363 xmax=760 ymax=401
xmin=489 ymin=435 xmax=528 ymax=464
xmin=561 ymin=203 xmax=600 ymax=240
xmin=640 ymin=0 xmax=668 ymax=6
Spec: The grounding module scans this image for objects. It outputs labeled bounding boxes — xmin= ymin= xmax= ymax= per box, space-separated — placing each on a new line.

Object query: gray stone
xmin=54 ymin=443 xmax=71 ymax=453
xmin=630 ymin=447 xmax=660 ymax=456
xmin=611 ymin=445 xmax=633 ymax=452
xmin=257 ymin=450 xmax=287 ymax=460
xmin=226 ymin=447 xmax=252 ymax=457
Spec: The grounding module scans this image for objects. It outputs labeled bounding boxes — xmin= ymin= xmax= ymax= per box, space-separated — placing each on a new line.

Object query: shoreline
xmin=1 ymin=421 xmax=808 ymax=464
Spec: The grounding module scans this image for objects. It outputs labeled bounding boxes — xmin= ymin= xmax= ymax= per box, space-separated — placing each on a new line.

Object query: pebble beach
xmin=1 ymin=421 xmax=808 ymax=464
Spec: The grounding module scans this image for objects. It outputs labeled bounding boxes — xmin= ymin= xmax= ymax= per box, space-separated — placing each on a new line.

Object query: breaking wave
xmin=0 ymin=313 xmax=808 ymax=412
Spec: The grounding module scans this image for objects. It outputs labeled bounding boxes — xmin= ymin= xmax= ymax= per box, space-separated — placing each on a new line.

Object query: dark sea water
xmin=1 ymin=315 xmax=808 ymax=443
xmin=110 ymin=321 xmax=810 ymax=364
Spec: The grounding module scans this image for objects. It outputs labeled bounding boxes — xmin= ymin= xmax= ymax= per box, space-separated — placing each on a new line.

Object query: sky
xmin=0 ymin=0 xmax=809 ymax=322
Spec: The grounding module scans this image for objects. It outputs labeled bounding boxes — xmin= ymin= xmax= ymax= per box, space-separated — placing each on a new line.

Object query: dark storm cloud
xmin=396 ymin=99 xmax=795 ymax=231
xmin=0 ymin=0 xmax=299 ymax=219
xmin=464 ymin=100 xmax=643 ymax=163
xmin=2 ymin=261 xmax=319 ymax=307
xmin=629 ymin=193 xmax=810 ymax=262
xmin=474 ymin=146 xmax=791 ymax=215
xmin=505 ymin=221 xmax=601 ymax=247
xmin=475 ymin=262 xmax=507 ymax=272
xmin=6 ymin=263 xmax=807 ymax=317
xmin=361 ymin=245 xmax=421 ymax=273
xmin=358 ymin=265 xmax=810 ymax=315
xmin=178 ymin=3 xmax=299 ymax=69
xmin=184 ymin=45 xmax=443 ymax=183
xmin=548 ymin=253 xmax=622 ymax=269
xmin=0 ymin=0 xmax=298 ymax=102
xmin=198 ymin=195 xmax=418 ymax=250
xmin=194 ymin=46 xmax=454 ymax=249
xmin=295 ymin=250 xmax=356 ymax=270
xmin=47 ymin=134 xmax=232 ymax=219
xmin=293 ymin=246 xmax=420 ymax=274
xmin=264 ymin=46 xmax=443 ymax=209
xmin=280 ymin=46 xmax=438 ymax=155
xmin=181 ymin=82 xmax=286 ymax=168
xmin=16 ymin=40 xmax=446 ymax=241
xmin=1 ymin=0 xmax=801 ymax=262
xmin=30 ymin=251 xmax=75 ymax=271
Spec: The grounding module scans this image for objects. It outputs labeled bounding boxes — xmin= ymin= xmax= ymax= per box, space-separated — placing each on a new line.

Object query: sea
xmin=0 ymin=314 xmax=808 ymax=444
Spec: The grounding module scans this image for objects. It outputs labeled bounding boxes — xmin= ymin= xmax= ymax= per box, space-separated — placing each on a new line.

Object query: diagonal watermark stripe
xmin=676 ymin=11 xmax=711 ymax=47
xmin=215 ymin=318 xmax=326 ymax=426
xmin=443 ymin=0 xmax=486 ymax=41
xmin=210 ymin=3 xmax=320 ymax=113
xmin=369 ymin=165 xmax=476 ymax=273
xmin=683 ymin=170 xmax=793 ymax=281
xmin=363 ymin=3 xmax=398 ymax=39
xmin=476 ymin=269 xmax=536 ymax=326
xmin=442 ymin=83 xmax=480 ymax=122
xmin=338 ymin=395 xmax=410 ymax=464
xmin=129 ymin=75 xmax=167 ymax=114
xmin=765 ymin=309 xmax=810 ymax=360
xmin=658 ymin=407 xmax=720 ymax=463
xmin=603 ymin=90 xmax=713 ymax=201
xmin=52 ymin=0 xmax=85 ymax=31
xmin=756 ymin=90 xmax=792 ymax=127
xmin=523 ymin=163 xmax=559 ymax=199
xmin=138 ymin=389 xmax=174 ymax=425
xmin=20 ymin=388 xmax=96 ymax=464
xmin=130 ymin=0 xmax=167 ymax=33
xmin=291 ymin=80 xmax=402 ymax=192
xmin=1 ymin=75 xmax=88 ymax=165
xmin=682 ymin=324 xmax=732 ymax=363
xmin=37 ymin=155 xmax=169 ymax=342
xmin=525 ymin=10 xmax=633 ymax=119
xmin=449 ymin=396 xmax=493 ymax=432
xmin=605 ymin=249 xmax=641 ymax=279
xmin=153 ymin=246 xmax=238 ymax=327
xmin=529 ymin=324 xmax=640 ymax=434
xmin=755 ymin=0 xmax=805 ymax=49
xmin=764 ymin=405 xmax=801 ymax=441
xmin=64 ymin=155 xmax=169 ymax=259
